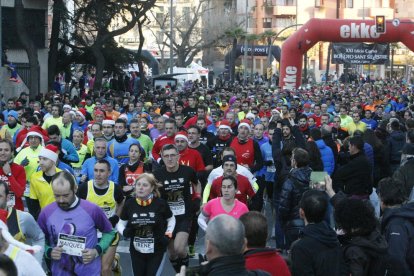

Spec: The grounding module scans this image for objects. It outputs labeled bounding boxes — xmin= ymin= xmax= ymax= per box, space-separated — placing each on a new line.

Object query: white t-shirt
xmin=4 ymin=244 xmax=46 ymax=276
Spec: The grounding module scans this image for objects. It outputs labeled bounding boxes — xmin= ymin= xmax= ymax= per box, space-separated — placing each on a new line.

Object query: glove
xmin=123 ymin=227 xmax=135 ymax=238
xmin=108 ymin=215 xmax=119 ymax=227
xmin=20 ymin=158 xmax=29 ymax=167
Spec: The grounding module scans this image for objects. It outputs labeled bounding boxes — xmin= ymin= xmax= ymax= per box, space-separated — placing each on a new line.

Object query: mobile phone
xmin=310 ymin=171 xmax=328 ymax=191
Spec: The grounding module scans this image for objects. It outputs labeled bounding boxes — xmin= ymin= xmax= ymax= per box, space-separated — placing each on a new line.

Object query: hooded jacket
xmin=381 ymin=202 xmax=414 ymax=275
xmin=340 ymin=230 xmax=388 ymax=276
xmin=278 ymin=166 xmax=312 ymax=223
xmin=315 ymin=139 xmax=335 ymax=175
xmin=291 ymin=222 xmax=347 ymax=276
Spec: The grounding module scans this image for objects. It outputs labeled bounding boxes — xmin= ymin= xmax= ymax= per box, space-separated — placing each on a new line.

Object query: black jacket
xmin=333 ymin=151 xmax=373 ymax=196
xmin=340 ymin=230 xmax=388 ymax=276
xmin=388 ymin=130 xmax=405 ymax=164
xmin=393 ymin=157 xmax=414 ymax=197
xmin=290 ymin=222 xmax=348 ymax=276
xmin=199 ymin=254 xmax=270 ymax=276
xmin=381 ymin=202 xmax=414 ymax=275
xmin=278 ymin=166 xmax=312 ymax=224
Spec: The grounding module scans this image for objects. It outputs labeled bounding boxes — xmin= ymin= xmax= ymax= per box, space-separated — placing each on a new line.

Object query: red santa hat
xmin=238 ymin=119 xmax=252 ymax=131
xmin=175 ymin=131 xmax=188 ymax=142
xmin=39 ymin=144 xmax=59 ymax=163
xmin=76 ymin=108 xmax=87 ymax=121
xmin=218 ymin=119 xmax=233 ymax=133
xmin=16 ymin=130 xmax=45 ymax=152
xmin=94 ymin=109 xmax=104 ymax=117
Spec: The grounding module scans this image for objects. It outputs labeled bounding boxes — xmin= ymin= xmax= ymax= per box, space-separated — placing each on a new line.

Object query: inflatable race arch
xmin=279 ymin=18 xmax=414 ymax=90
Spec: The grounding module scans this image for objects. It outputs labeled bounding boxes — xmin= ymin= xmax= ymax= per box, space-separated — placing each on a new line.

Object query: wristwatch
xmin=6 ymin=172 xmax=12 ymax=177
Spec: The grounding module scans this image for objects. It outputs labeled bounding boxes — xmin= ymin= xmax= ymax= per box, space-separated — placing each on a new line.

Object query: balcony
xmin=368 ymin=7 xmax=394 ymax=19
xmin=273 ymin=5 xmax=296 ymax=16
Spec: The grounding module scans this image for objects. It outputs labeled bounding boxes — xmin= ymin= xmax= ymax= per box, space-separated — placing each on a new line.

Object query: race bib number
xmin=133 ymin=237 xmax=154 ymax=253
xmin=7 ymin=192 xmax=15 ymax=208
xmin=101 ymin=206 xmax=113 ymax=219
xmin=57 ymin=233 xmax=86 ymax=257
xmin=169 ymin=199 xmax=185 ymax=216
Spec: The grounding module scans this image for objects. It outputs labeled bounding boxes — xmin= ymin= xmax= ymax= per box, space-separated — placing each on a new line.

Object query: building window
xmin=276 ymin=0 xmax=296 ymax=5
xmin=346 ymin=0 xmax=353 ymax=8
xmin=263 ymin=18 xmax=272 ymax=28
xmin=315 ymin=0 xmax=324 ymax=7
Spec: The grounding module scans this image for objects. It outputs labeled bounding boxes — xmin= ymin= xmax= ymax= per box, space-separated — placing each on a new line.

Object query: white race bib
xmin=169 ymin=199 xmax=185 ymax=216
xmin=57 ymin=233 xmax=86 ymax=257
xmin=133 ymin=237 xmax=154 ymax=253
xmin=7 ymin=192 xmax=15 ymax=208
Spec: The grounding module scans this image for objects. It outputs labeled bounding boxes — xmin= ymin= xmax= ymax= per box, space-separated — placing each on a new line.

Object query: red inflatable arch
xmin=279 ymin=18 xmax=414 ymax=90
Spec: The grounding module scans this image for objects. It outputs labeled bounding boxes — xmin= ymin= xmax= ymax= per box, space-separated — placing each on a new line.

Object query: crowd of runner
xmin=0 ymin=75 xmax=413 ymax=276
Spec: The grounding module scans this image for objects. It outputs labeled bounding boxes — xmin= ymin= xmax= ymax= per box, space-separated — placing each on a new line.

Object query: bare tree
xmin=60 ymin=0 xmax=156 ymax=90
xmin=150 ymin=0 xmax=237 ymax=68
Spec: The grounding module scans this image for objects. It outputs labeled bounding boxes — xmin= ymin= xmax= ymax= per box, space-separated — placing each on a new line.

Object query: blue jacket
xmin=81 ymin=156 xmax=119 ymax=184
xmin=315 ymin=139 xmax=335 ymax=175
xmin=363 ymin=142 xmax=375 ymax=171
xmin=257 ymin=141 xmax=276 ymax=182
xmin=61 ymin=138 xmax=79 ymax=163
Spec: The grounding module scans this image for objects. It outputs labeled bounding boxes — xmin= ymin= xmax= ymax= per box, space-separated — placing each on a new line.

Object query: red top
xmin=0 ymin=163 xmax=26 ymax=211
xmin=230 ymin=138 xmax=255 ymax=168
xmin=245 ymin=248 xmax=291 ymax=276
xmin=151 ymin=134 xmax=175 ymax=161
xmin=179 ymin=148 xmax=205 ymax=172
xmin=210 ymin=174 xmax=255 ymax=205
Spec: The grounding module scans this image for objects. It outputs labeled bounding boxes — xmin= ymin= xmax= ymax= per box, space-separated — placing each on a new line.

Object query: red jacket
xmin=210 ymin=174 xmax=255 ymax=204
xmin=151 ymin=134 xmax=175 ymax=161
xmin=179 ymin=148 xmax=205 ymax=172
xmin=0 ymin=163 xmax=26 ymax=211
xmin=183 ymin=115 xmax=212 ymax=129
xmin=244 ymin=248 xmax=291 ymax=276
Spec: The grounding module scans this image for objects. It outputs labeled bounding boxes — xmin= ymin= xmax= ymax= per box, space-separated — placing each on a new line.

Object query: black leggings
xmin=130 ymin=249 xmax=166 ymax=276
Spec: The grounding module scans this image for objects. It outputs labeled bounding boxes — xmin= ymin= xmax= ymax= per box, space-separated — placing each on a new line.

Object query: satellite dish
xmin=392 ymin=18 xmax=400 ymax=27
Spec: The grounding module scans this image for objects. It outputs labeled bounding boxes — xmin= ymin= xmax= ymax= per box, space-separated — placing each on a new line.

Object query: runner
xmin=117 ymin=173 xmax=175 ymax=276
xmin=153 ymin=144 xmax=201 ymax=273
xmin=77 ymin=160 xmax=124 ymax=276
xmin=37 ymin=171 xmax=116 ymax=275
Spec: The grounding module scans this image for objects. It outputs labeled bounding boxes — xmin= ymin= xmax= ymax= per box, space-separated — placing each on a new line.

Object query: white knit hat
xmin=102 ymin=119 xmax=115 ymax=126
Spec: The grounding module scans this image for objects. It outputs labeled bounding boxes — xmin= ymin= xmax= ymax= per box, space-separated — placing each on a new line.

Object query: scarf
xmin=136 ymin=193 xmax=154 ymax=206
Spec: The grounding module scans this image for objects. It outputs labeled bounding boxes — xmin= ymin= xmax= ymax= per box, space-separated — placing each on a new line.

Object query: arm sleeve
xmin=292 ymin=125 xmax=307 ymax=149
xmin=385 ymin=223 xmax=411 ymax=274
xmin=202 ymin=182 xmax=212 ymax=204
xmin=197 ymin=212 xmax=209 ymax=232
xmin=19 ymin=211 xmax=45 ymax=264
xmin=278 ymin=180 xmax=293 ymax=221
xmin=62 ymin=142 xmax=79 ymax=163
xmin=151 ymin=140 xmax=161 ymax=161
xmin=97 ymin=229 xmax=116 ymax=255
xmin=118 ymin=165 xmax=127 ymax=187
xmin=8 ymin=165 xmax=26 ymax=198
xmin=166 ymin=216 xmax=176 ymax=233
xmin=250 ymin=141 xmax=263 ymax=173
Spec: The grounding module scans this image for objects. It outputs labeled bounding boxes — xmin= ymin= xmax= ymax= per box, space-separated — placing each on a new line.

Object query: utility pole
xmin=243 ymin=0 xmax=248 ymax=85
xmin=169 ymin=0 xmax=174 ymax=74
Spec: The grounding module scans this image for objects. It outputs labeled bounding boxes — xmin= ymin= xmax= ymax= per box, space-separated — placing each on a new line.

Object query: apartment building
xmin=235 ymin=0 xmax=414 ymax=80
